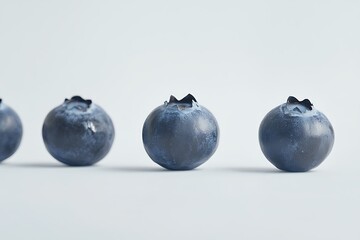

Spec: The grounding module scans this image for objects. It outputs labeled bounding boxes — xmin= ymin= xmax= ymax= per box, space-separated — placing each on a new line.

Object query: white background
xmin=1 ymin=0 xmax=359 ymax=239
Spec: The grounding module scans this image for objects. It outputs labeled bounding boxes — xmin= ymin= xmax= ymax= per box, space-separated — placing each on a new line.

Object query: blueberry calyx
xmin=287 ymin=96 xmax=313 ymax=111
xmin=64 ymin=96 xmax=92 ymax=107
xmin=0 ymin=99 xmax=2 ymax=104
xmin=169 ymin=94 xmax=197 ymax=106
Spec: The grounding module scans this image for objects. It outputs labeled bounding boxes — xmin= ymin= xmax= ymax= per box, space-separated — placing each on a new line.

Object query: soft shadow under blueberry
xmin=1 ymin=162 xmax=93 ymax=168
xmin=213 ymin=166 xmax=286 ymax=173
xmin=99 ymin=166 xmax=202 ymax=173
xmin=214 ymin=166 xmax=315 ymax=174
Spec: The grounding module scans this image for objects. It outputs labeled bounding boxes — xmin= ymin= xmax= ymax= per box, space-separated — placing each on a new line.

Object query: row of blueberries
xmin=0 ymin=94 xmax=334 ymax=172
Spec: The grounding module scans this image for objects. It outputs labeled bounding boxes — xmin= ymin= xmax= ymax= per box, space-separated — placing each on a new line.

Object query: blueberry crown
xmin=0 ymin=99 xmax=2 ymax=104
xmin=169 ymin=94 xmax=197 ymax=105
xmin=287 ymin=96 xmax=313 ymax=110
xmin=64 ymin=96 xmax=92 ymax=107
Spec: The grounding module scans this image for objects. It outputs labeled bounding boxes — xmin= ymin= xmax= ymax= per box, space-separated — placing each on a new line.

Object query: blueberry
xmin=142 ymin=94 xmax=219 ymax=170
xmin=0 ymin=99 xmax=23 ymax=162
xmin=259 ymin=96 xmax=334 ymax=172
xmin=42 ymin=96 xmax=115 ymax=166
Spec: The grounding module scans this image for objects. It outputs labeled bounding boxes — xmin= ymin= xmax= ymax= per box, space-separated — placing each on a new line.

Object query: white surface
xmin=0 ymin=0 xmax=359 ymax=239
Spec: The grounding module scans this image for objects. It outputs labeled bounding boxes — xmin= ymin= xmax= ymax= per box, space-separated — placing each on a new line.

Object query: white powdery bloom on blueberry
xmin=259 ymin=96 xmax=334 ymax=172
xmin=142 ymin=94 xmax=219 ymax=170
xmin=42 ymin=96 xmax=115 ymax=166
xmin=0 ymin=99 xmax=23 ymax=162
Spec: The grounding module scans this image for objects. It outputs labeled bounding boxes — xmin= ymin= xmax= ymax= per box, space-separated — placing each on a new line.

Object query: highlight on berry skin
xmin=42 ymin=96 xmax=115 ymax=166
xmin=259 ymin=96 xmax=334 ymax=172
xmin=0 ymin=98 xmax=23 ymax=162
xmin=142 ymin=94 xmax=219 ymax=170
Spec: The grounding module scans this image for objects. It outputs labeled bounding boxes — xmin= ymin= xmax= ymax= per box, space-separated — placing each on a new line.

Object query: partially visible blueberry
xmin=142 ymin=94 xmax=219 ymax=170
xmin=259 ymin=96 xmax=334 ymax=172
xmin=42 ymin=96 xmax=115 ymax=166
xmin=0 ymin=99 xmax=23 ymax=162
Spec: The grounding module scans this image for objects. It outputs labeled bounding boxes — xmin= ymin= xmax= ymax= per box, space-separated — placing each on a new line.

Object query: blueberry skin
xmin=142 ymin=94 xmax=219 ymax=170
xmin=259 ymin=97 xmax=334 ymax=172
xmin=42 ymin=96 xmax=115 ymax=166
xmin=0 ymin=99 xmax=23 ymax=162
